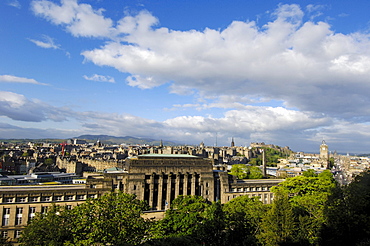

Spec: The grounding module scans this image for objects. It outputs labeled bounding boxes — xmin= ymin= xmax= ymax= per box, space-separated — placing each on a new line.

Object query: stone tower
xmin=231 ymin=137 xmax=235 ymax=147
xmin=320 ymin=140 xmax=329 ymax=160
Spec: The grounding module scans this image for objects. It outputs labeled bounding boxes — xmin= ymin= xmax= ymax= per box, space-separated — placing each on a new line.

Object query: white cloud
xmin=28 ymin=35 xmax=60 ymax=49
xmin=3 ymin=92 xmax=370 ymax=152
xmin=27 ymin=2 xmax=370 ymax=152
xmin=31 ymin=0 xmax=114 ymax=38
xmin=7 ymin=0 xmax=21 ymax=8
xmin=0 ymin=75 xmax=47 ymax=85
xmin=0 ymin=91 xmax=69 ymax=122
xmin=83 ymin=74 xmax=115 ymax=83
xmin=78 ymin=4 xmax=370 ymax=120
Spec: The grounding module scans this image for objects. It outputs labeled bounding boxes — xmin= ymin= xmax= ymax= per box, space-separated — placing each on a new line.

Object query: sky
xmin=1 ymin=0 xmax=370 ymax=153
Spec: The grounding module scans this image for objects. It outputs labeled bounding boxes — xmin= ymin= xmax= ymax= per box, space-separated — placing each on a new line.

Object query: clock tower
xmin=320 ymin=140 xmax=329 ymax=161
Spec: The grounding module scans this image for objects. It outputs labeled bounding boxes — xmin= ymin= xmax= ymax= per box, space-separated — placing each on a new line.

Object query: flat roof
xmin=236 ymin=179 xmax=285 ymax=184
xmin=131 ymin=154 xmax=201 ymax=159
xmin=0 ymin=184 xmax=86 ymax=192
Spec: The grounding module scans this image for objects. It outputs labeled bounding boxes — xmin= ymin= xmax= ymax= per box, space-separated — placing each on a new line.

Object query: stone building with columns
xmin=0 ymin=154 xmax=283 ymax=242
xmin=106 ymin=154 xmax=282 ymax=209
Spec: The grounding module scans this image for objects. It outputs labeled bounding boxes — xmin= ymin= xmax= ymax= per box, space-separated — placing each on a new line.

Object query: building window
xmin=16 ymin=197 xmax=27 ymax=203
xmin=15 ymin=207 xmax=23 ymax=225
xmin=2 ymin=208 xmax=10 ymax=226
xmin=133 ymin=185 xmax=137 ymax=190
xmin=2 ymin=217 xmax=9 ymax=226
xmin=41 ymin=206 xmax=48 ymax=214
xmin=15 ymin=217 xmax=22 ymax=226
xmin=15 ymin=230 xmax=21 ymax=238
xmin=65 ymin=205 xmax=72 ymax=210
xmin=88 ymin=194 xmax=96 ymax=199
xmin=54 ymin=196 xmax=63 ymax=201
xmin=29 ymin=207 xmax=36 ymax=220
xmin=29 ymin=207 xmax=36 ymax=214
xmin=4 ymin=198 xmax=13 ymax=203
xmin=30 ymin=197 xmax=38 ymax=202
xmin=41 ymin=196 xmax=50 ymax=202
xmin=65 ymin=195 xmax=73 ymax=201
xmin=16 ymin=208 xmax=23 ymax=214
xmin=90 ymin=184 xmax=96 ymax=189
xmin=76 ymin=195 xmax=85 ymax=200
xmin=1 ymin=231 xmax=8 ymax=238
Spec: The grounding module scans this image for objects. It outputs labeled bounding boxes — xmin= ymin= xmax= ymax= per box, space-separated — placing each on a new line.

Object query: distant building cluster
xmin=0 ymin=138 xmax=364 ymax=243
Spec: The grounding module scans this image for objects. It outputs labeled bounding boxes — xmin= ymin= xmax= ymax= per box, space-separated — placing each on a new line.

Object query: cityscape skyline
xmin=2 ymin=0 xmax=370 ymax=153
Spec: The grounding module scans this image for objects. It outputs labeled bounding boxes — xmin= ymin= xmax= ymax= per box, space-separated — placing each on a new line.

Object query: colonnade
xmin=144 ymin=172 xmax=200 ymax=210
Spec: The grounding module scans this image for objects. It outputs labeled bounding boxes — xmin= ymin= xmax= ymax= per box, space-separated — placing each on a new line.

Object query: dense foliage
xmin=249 ymin=147 xmax=290 ymax=166
xmin=229 ymin=164 xmax=263 ymax=179
xmin=19 ymin=170 xmax=370 ymax=246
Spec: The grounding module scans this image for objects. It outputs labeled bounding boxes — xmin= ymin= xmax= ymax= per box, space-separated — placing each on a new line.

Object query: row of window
xmin=2 ymin=205 xmax=74 ymax=226
xmin=2 ymin=229 xmax=21 ymax=239
xmin=2 ymin=194 xmax=97 ymax=203
xmin=230 ymin=186 xmax=271 ymax=192
xmin=227 ymin=193 xmax=274 ymax=203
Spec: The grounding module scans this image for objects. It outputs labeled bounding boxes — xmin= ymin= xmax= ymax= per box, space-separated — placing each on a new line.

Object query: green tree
xmin=271 ymin=170 xmax=337 ymax=244
xmin=230 ymin=164 xmax=248 ymax=179
xmin=302 ymin=169 xmax=317 ymax=177
xmin=322 ymin=170 xmax=370 ymax=246
xmin=152 ymin=195 xmax=225 ymax=245
xmin=230 ymin=165 xmax=263 ymax=179
xmin=19 ymin=205 xmax=72 ymax=246
xmin=223 ymin=195 xmax=265 ymax=246
xmin=153 ymin=195 xmax=210 ymax=239
xmin=69 ymin=192 xmax=151 ymax=245
xmin=248 ymin=166 xmax=263 ymax=179
xmin=199 ymin=201 xmax=226 ymax=246
xmin=20 ymin=192 xmax=151 ymax=246
xmin=258 ymin=191 xmax=297 ymax=246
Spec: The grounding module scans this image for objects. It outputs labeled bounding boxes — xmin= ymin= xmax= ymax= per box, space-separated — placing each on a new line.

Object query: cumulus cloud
xmin=77 ymin=3 xmax=370 ymax=120
xmin=27 ymin=1 xmax=370 ymax=151
xmin=31 ymin=0 xmax=114 ymax=38
xmin=83 ymin=74 xmax=115 ymax=83
xmin=28 ymin=35 xmax=60 ymax=49
xmin=0 ymin=75 xmax=48 ymax=85
xmin=2 ymin=91 xmax=370 ymax=152
xmin=0 ymin=91 xmax=70 ymax=122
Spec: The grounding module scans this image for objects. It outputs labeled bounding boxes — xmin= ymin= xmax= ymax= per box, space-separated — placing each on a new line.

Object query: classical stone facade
xmin=0 ymin=154 xmax=284 ymax=243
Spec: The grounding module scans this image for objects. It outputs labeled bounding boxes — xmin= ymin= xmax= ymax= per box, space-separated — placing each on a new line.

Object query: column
xmin=191 ymin=173 xmax=196 ymax=195
xmin=166 ymin=173 xmax=172 ymax=209
xmin=149 ymin=173 xmax=155 ymax=209
xmin=174 ymin=173 xmax=180 ymax=198
xmin=183 ymin=173 xmax=189 ymax=196
xmin=157 ymin=174 xmax=164 ymax=210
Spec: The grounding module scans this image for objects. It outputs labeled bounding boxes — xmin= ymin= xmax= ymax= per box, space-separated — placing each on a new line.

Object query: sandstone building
xmin=0 ymin=154 xmax=283 ymax=242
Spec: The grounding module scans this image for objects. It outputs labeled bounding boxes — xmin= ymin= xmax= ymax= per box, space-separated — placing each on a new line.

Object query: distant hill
xmin=0 ymin=135 xmax=179 ymax=146
xmin=74 ymin=135 xmax=178 ymax=146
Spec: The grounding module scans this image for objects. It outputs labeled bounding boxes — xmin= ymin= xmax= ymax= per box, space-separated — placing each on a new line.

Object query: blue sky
xmin=1 ymin=0 xmax=370 ymax=153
